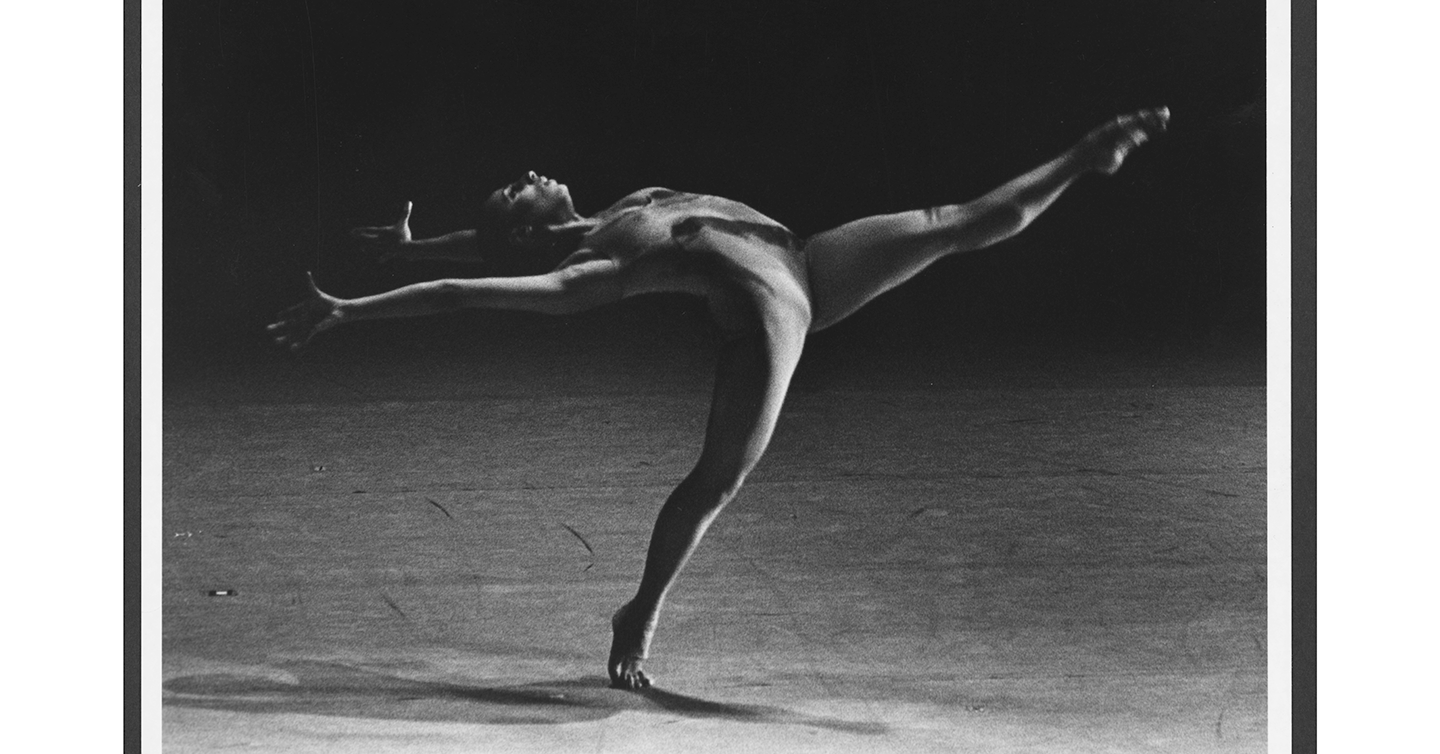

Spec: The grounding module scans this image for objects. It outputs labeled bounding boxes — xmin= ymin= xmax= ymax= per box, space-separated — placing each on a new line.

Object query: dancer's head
xmin=472 ymin=170 xmax=586 ymax=274
xmin=480 ymin=170 xmax=581 ymax=247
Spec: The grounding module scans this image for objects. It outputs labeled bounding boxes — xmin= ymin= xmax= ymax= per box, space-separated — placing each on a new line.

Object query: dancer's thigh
xmin=806 ymin=207 xmax=961 ymax=331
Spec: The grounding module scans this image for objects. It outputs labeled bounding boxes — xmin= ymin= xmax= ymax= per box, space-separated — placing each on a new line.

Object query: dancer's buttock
xmin=583 ymin=189 xmax=811 ymax=333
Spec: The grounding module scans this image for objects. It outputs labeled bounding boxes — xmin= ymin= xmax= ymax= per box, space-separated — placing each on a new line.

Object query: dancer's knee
xmin=685 ymin=465 xmax=748 ymax=506
xmin=900 ymin=202 xmax=1026 ymax=255
xmin=945 ymin=200 xmax=1026 ymax=251
xmin=664 ymin=454 xmax=753 ymax=519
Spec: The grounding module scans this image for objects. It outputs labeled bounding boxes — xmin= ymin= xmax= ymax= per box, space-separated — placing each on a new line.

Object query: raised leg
xmin=806 ymin=107 xmax=1169 ymax=331
xmin=608 ymin=289 xmax=809 ymax=690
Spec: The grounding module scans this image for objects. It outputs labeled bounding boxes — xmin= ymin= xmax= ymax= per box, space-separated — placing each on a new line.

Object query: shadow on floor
xmin=163 ymin=659 xmax=886 ymax=734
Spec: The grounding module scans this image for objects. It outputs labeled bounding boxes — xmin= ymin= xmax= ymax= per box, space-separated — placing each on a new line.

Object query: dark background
xmin=164 ymin=0 xmax=1264 ymax=377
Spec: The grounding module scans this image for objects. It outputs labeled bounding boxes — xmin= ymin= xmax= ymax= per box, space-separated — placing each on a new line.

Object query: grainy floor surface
xmin=162 ymin=332 xmax=1265 ymax=753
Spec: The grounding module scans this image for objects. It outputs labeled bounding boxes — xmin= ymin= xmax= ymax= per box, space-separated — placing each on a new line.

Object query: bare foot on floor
xmin=608 ymin=601 xmax=655 ymax=690
xmin=1083 ymin=107 xmax=1171 ymax=175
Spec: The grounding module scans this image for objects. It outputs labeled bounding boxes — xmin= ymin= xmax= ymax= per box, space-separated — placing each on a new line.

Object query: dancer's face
xmin=486 ymin=170 xmax=577 ymax=228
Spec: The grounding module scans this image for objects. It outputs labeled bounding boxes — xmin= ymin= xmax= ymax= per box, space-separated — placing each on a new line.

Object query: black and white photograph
xmin=156 ymin=1 xmax=1272 ymax=750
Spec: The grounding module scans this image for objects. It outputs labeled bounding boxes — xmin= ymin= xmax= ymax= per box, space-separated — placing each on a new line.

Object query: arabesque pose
xmin=270 ymin=108 xmax=1170 ymax=689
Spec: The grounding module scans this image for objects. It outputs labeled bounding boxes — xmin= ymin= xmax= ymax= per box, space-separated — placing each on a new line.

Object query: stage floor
xmin=161 ymin=336 xmax=1265 ymax=752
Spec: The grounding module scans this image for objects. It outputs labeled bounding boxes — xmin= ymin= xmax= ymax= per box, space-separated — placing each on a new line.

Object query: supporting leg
xmin=608 ymin=300 xmax=809 ymax=690
xmin=806 ymin=107 xmax=1169 ymax=331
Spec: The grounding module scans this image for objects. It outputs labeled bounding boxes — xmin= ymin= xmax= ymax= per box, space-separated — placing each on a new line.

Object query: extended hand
xmin=349 ymin=201 xmax=414 ymax=261
xmin=267 ymin=272 xmax=345 ymax=351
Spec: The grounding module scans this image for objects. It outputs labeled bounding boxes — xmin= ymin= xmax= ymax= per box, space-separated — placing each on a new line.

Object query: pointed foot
xmin=1085 ymin=106 xmax=1171 ymax=175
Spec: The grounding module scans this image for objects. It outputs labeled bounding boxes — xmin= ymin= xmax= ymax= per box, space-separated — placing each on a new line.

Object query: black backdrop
xmin=163 ymin=0 xmax=1264 ymax=365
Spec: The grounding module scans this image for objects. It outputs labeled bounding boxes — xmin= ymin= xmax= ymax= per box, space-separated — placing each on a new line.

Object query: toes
xmin=1116 ymin=108 xmax=1170 ymax=151
xmin=1146 ymin=106 xmax=1171 ymax=130
xmin=1117 ymin=108 xmax=1170 ymax=139
xmin=1087 ymin=108 xmax=1169 ymax=175
xmin=609 ymin=673 xmax=637 ymax=690
xmin=607 ymin=657 xmax=653 ymax=691
xmin=609 ymin=671 xmax=651 ymax=691
xmin=1133 ymin=107 xmax=1170 ymax=135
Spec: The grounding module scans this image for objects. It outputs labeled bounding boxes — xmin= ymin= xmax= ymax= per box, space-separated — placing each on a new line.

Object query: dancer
xmin=270 ymin=108 xmax=1170 ymax=689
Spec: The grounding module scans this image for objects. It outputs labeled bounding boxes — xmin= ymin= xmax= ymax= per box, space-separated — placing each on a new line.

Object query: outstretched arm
xmin=268 ymin=260 xmax=622 ymax=350
xmin=344 ymin=259 xmax=622 ymax=319
xmin=350 ymin=201 xmax=483 ymax=263
xmin=402 ymin=230 xmax=481 ymax=262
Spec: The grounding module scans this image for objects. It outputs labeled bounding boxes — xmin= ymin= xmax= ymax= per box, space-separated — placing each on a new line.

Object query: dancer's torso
xmin=564 ymin=189 xmax=810 ymax=323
